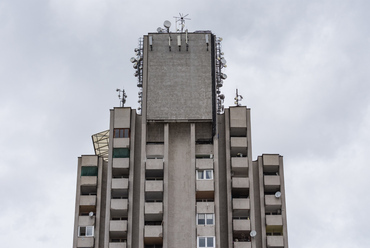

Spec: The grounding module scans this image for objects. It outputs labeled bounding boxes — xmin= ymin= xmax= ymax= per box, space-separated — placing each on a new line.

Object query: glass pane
xmin=79 ymin=226 xmax=86 ymax=236
xmin=124 ymin=129 xmax=129 ymax=138
xmin=206 ymin=170 xmax=212 ymax=179
xmin=86 ymin=226 xmax=93 ymax=236
xmin=81 ymin=166 xmax=98 ymax=176
xmin=119 ymin=129 xmax=124 ymax=138
xmin=198 ymin=214 xmax=205 ymax=225
xmin=114 ymin=129 xmax=120 ymax=138
xmin=206 ymin=214 xmax=213 ymax=225
xmin=113 ymin=148 xmax=130 ymax=158
xmin=199 ymin=237 xmax=206 ymax=247
xmin=197 ymin=171 xmax=204 ymax=179
xmin=207 ymin=237 xmax=214 ymax=247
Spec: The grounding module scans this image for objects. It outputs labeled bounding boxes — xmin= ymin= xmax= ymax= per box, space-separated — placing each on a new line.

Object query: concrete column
xmin=104 ymin=110 xmax=115 ymax=248
xmin=163 ymin=123 xmax=169 ymax=248
xmin=213 ymin=121 xmax=221 ymax=248
xmin=224 ymin=109 xmax=233 ymax=247
xmin=127 ymin=110 xmax=136 ymax=248
xmin=279 ymin=156 xmax=289 ymax=248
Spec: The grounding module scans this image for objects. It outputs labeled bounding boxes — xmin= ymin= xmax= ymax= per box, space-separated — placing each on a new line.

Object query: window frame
xmin=113 ymin=128 xmax=130 ymax=138
xmin=78 ymin=226 xmax=94 ymax=237
xmin=197 ymin=236 xmax=215 ymax=248
xmin=196 ymin=170 xmax=213 ymax=180
xmin=197 ymin=213 xmax=214 ymax=225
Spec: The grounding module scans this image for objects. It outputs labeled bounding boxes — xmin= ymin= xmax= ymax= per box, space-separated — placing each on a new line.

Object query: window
xmin=113 ymin=148 xmax=130 ymax=158
xmin=81 ymin=166 xmax=98 ymax=176
xmin=197 ymin=236 xmax=215 ymax=248
xmin=78 ymin=226 xmax=94 ymax=237
xmin=197 ymin=213 xmax=214 ymax=225
xmin=197 ymin=170 xmax=213 ymax=180
xmin=114 ymin=128 xmax=130 ymax=138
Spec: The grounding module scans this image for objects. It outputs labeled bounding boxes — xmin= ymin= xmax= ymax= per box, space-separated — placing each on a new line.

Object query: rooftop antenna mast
xmin=116 ymin=88 xmax=127 ymax=107
xmin=234 ymin=89 xmax=243 ymax=106
xmin=174 ymin=13 xmax=190 ymax=32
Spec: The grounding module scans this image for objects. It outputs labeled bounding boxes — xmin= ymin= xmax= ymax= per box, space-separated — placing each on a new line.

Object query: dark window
xmin=114 ymin=128 xmax=130 ymax=138
xmin=113 ymin=148 xmax=130 ymax=158
xmin=81 ymin=166 xmax=98 ymax=176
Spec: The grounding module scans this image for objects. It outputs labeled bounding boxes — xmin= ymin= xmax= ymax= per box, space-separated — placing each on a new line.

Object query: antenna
xmin=173 ymin=13 xmax=191 ymax=32
xmin=234 ymin=89 xmax=243 ymax=106
xmin=250 ymin=230 xmax=257 ymax=237
xmin=89 ymin=212 xmax=94 ymax=217
xmin=163 ymin=20 xmax=171 ymax=32
xmin=116 ymin=88 xmax=127 ymax=107
xmin=275 ymin=191 xmax=282 ymax=198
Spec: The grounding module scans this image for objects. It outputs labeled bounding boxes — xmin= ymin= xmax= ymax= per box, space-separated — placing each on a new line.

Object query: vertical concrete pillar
xmin=163 ymin=123 xmax=169 ymax=248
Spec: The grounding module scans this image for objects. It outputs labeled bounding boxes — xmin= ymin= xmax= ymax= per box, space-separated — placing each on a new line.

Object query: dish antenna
xmin=163 ymin=20 xmax=171 ymax=32
xmin=250 ymin=230 xmax=257 ymax=237
xmin=89 ymin=212 xmax=94 ymax=217
xmin=275 ymin=191 xmax=282 ymax=198
xmin=174 ymin=13 xmax=191 ymax=32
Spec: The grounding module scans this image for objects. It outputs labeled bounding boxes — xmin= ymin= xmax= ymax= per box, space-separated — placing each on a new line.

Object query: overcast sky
xmin=1 ymin=0 xmax=369 ymax=247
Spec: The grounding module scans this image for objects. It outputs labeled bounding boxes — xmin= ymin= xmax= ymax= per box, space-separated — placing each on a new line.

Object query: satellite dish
xmin=219 ymin=94 xmax=225 ymax=100
xmin=157 ymin=27 xmax=162 ymax=33
xmin=275 ymin=191 xmax=282 ymax=198
xmin=163 ymin=20 xmax=171 ymax=29
xmin=89 ymin=212 xmax=94 ymax=217
xmin=221 ymin=73 xmax=227 ymax=79
xmin=130 ymin=57 xmax=136 ymax=63
xmin=250 ymin=230 xmax=257 ymax=237
xmin=221 ymin=58 xmax=227 ymax=64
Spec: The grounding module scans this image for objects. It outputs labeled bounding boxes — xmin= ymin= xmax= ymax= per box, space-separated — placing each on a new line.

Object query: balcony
xmin=234 ymin=242 xmax=251 ymax=248
xmin=113 ymin=138 xmax=130 ymax=148
xmin=81 ymin=155 xmax=98 ymax=167
xmin=111 ymin=199 xmax=128 ymax=217
xmin=233 ymin=198 xmax=250 ymax=210
xmin=146 ymin=159 xmax=164 ymax=170
xmin=197 ymin=202 xmax=214 ymax=213
xmin=145 ymin=180 xmax=163 ymax=192
xmin=196 ymin=180 xmax=214 ymax=192
xmin=231 ymin=157 xmax=248 ymax=176
xmin=266 ymin=215 xmax=283 ymax=226
xmin=231 ymin=137 xmax=248 ymax=147
xmin=81 ymin=176 xmax=97 ymax=187
xmin=266 ymin=236 xmax=284 ymax=247
xmin=230 ymin=107 xmax=247 ymax=129
xmin=197 ymin=225 xmax=215 ymax=236
xmin=264 ymin=176 xmax=280 ymax=192
xmin=146 ymin=144 xmax=164 ymax=158
xmin=232 ymin=178 xmax=249 ymax=189
xmin=145 ymin=202 xmax=163 ymax=221
xmin=145 ymin=180 xmax=163 ymax=201
xmin=232 ymin=198 xmax=250 ymax=217
xmin=112 ymin=178 xmax=129 ymax=190
xmin=265 ymin=195 xmax=282 ymax=212
xmin=144 ymin=225 xmax=163 ymax=245
xmin=110 ymin=220 xmax=128 ymax=238
xmin=196 ymin=158 xmax=214 ymax=170
xmin=195 ymin=144 xmax=213 ymax=155
xmin=263 ymin=155 xmax=280 ymax=173
xmin=78 ymin=216 xmax=95 ymax=226
xmin=109 ymin=243 xmax=127 ymax=248
xmin=233 ymin=219 xmax=251 ymax=232
xmin=77 ymin=237 xmax=94 ymax=247
xmin=80 ymin=195 xmax=96 ymax=206
xmin=113 ymin=158 xmax=130 ymax=169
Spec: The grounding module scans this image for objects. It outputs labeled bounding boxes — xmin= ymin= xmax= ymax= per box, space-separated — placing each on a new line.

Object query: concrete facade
xmin=73 ymin=30 xmax=288 ymax=248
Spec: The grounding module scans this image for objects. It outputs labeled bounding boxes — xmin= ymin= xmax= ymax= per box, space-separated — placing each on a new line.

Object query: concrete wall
xmin=146 ymin=32 xmax=214 ymax=121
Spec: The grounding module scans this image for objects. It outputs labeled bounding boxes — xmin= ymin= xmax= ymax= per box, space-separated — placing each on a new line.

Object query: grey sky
xmin=1 ymin=0 xmax=369 ymax=247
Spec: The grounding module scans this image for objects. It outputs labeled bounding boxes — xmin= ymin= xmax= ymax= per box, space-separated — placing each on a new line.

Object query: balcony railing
xmin=233 ymin=219 xmax=251 ymax=231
